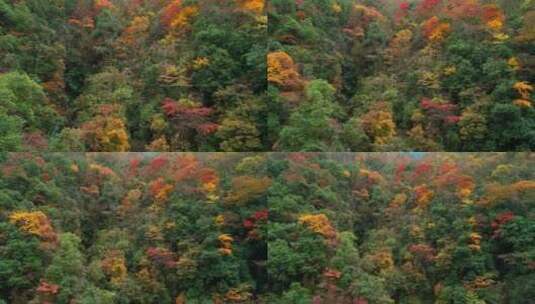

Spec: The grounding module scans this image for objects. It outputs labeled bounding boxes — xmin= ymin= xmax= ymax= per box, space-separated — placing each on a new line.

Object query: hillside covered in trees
xmin=1 ymin=152 xmax=534 ymax=303
xmin=267 ymin=152 xmax=534 ymax=303
xmin=0 ymin=153 xmax=269 ymax=303
xmin=0 ymin=0 xmax=267 ymax=152
xmin=268 ymin=0 xmax=535 ymax=151
xmin=1 ymin=0 xmax=534 ymax=152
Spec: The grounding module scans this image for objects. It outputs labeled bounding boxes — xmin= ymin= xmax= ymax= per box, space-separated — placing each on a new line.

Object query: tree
xmin=161 ymin=0 xmax=199 ymax=31
xmin=0 ymin=71 xmax=63 ymax=133
xmin=360 ymin=103 xmax=397 ymax=146
xmin=80 ymin=104 xmax=130 ymax=151
xmin=267 ymin=51 xmax=303 ymax=91
xmin=44 ymin=233 xmax=85 ymax=303
xmin=9 ymin=211 xmax=57 ymax=249
xmin=277 ymin=283 xmax=312 ymax=304
xmin=217 ymin=115 xmax=262 ymax=152
xmin=236 ymin=0 xmax=265 ymax=14
xmin=298 ymin=214 xmax=337 ymax=239
xmin=422 ymin=16 xmax=451 ymax=43
xmin=277 ymin=80 xmax=343 ymax=151
xmin=224 ymin=176 xmax=271 ymax=205
xmin=488 ymin=104 xmax=534 ymax=150
xmin=0 ymin=109 xmax=23 ymax=151
xmin=268 ymin=235 xmax=327 ymax=291
xmin=516 ymin=10 xmax=535 ymax=43
xmin=341 ymin=117 xmax=372 ymax=151
xmin=100 ymin=250 xmax=127 ymax=286
xmin=0 ymin=223 xmax=44 ymax=301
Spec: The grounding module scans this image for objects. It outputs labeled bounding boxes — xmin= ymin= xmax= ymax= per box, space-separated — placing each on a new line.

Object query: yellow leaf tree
xmin=9 ymin=211 xmax=58 ymax=248
xmin=236 ymin=0 xmax=265 ymax=14
xmin=298 ymin=214 xmax=337 ymax=239
xmin=267 ymin=51 xmax=303 ymax=91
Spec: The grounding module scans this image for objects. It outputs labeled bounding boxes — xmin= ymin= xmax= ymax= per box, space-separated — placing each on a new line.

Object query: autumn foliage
xmin=101 ymin=250 xmax=128 ymax=285
xmin=161 ymin=0 xmax=199 ymax=30
xmin=9 ymin=211 xmax=58 ymax=249
xmin=360 ymin=105 xmax=397 ymax=145
xmin=81 ymin=105 xmax=130 ymax=152
xmin=482 ymin=4 xmax=505 ymax=31
xmin=268 ymin=153 xmax=534 ymax=303
xmin=0 ymin=0 xmax=267 ymax=152
xmin=422 ymin=16 xmax=451 ymax=42
xmin=1 ymin=153 xmax=534 ymax=303
xmin=268 ymin=0 xmax=533 ymax=152
xmin=224 ymin=176 xmax=271 ymax=205
xmin=267 ymin=51 xmax=303 ymax=91
xmin=483 ymin=180 xmax=535 ymax=205
xmin=298 ymin=214 xmax=337 ymax=239
xmin=218 ymin=234 xmax=234 ymax=256
xmin=149 ymin=177 xmax=174 ymax=203
xmin=146 ymin=247 xmax=177 ymax=268
xmin=236 ymin=0 xmax=265 ymax=14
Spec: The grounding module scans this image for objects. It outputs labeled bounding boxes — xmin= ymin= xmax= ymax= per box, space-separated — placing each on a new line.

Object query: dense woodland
xmin=267 ymin=153 xmax=534 ymax=303
xmin=0 ymin=0 xmax=267 ymax=152
xmin=0 ymin=153 xmax=269 ymax=303
xmin=1 ymin=0 xmax=535 ymax=302
xmin=1 ymin=152 xmax=534 ymax=303
xmin=1 ymin=0 xmax=534 ymax=152
xmin=269 ymin=0 xmax=535 ymax=151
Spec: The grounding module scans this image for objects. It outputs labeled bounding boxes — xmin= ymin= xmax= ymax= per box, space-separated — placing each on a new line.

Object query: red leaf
xmin=243 ymin=219 xmax=255 ymax=229
xmin=162 ymin=98 xmax=180 ymax=116
xmin=400 ymin=2 xmax=410 ymax=10
xmin=254 ymin=209 xmax=269 ymax=221
xmin=196 ymin=123 xmax=219 ymax=136
xmin=37 ymin=281 xmax=59 ymax=295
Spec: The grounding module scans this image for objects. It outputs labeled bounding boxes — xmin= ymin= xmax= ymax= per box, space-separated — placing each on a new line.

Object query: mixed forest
xmin=269 ymin=0 xmax=535 ymax=151
xmin=0 ymin=0 xmax=267 ymax=152
xmin=1 ymin=152 xmax=534 ymax=303
xmin=1 ymin=0 xmax=534 ymax=303
xmin=0 ymin=0 xmax=534 ymax=152
xmin=0 ymin=153 xmax=269 ymax=303
xmin=267 ymin=152 xmax=535 ymax=303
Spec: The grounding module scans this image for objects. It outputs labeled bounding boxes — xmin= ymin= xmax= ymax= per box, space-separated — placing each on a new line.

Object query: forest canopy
xmin=268 ymin=0 xmax=535 ymax=151
xmin=0 ymin=152 xmax=534 ymax=303
xmin=266 ymin=152 xmax=535 ymax=303
xmin=0 ymin=152 xmax=269 ymax=303
xmin=0 ymin=0 xmax=533 ymax=151
xmin=0 ymin=0 xmax=267 ymax=152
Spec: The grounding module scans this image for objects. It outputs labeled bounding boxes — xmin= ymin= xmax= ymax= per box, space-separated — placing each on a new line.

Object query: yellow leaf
xmin=513 ymin=81 xmax=533 ymax=99
xmin=513 ymin=99 xmax=532 ymax=108
xmin=508 ymin=57 xmax=520 ymax=70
